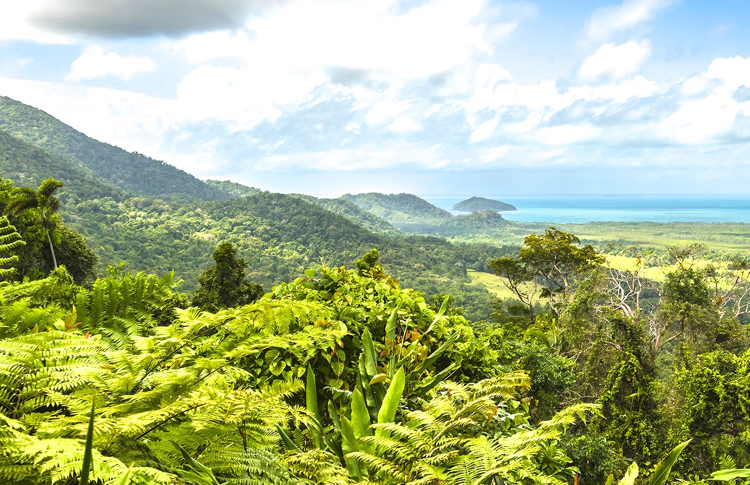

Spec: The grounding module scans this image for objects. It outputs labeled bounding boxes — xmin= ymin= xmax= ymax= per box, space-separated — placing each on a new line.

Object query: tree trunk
xmin=41 ymin=208 xmax=58 ymax=269
xmin=45 ymin=229 xmax=58 ymax=269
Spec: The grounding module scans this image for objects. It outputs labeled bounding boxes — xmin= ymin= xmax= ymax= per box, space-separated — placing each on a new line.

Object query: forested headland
xmin=2 ymin=94 xmax=750 ymax=484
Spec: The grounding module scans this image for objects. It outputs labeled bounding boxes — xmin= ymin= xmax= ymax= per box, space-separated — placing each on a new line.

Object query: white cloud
xmin=67 ymin=46 xmax=156 ymax=81
xmin=178 ymin=0 xmax=495 ymax=80
xmin=470 ymin=117 xmax=499 ymax=142
xmin=388 ymin=115 xmax=422 ymax=132
xmin=705 ymin=55 xmax=750 ymax=92
xmin=579 ymin=40 xmax=652 ymax=81
xmin=586 ymin=0 xmax=675 ymax=41
xmin=366 ymin=100 xmax=410 ymax=125
xmin=175 ymin=64 xmax=328 ymax=131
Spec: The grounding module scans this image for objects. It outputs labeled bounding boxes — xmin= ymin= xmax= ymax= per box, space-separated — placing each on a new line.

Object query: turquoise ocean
xmin=421 ymin=195 xmax=750 ymax=224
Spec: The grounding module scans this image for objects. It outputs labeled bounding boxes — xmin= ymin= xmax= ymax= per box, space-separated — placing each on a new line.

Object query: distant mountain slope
xmin=0 ymin=96 xmax=229 ymax=202
xmin=69 ymin=190 xmax=503 ymax=320
xmin=341 ymin=192 xmax=451 ymax=225
xmin=205 ymin=179 xmax=262 ymax=197
xmin=290 ymin=194 xmax=402 ymax=236
xmin=0 ymin=130 xmax=123 ymax=203
xmin=454 ymin=196 xmax=516 ymax=212
xmin=397 ymin=210 xmax=510 ymax=238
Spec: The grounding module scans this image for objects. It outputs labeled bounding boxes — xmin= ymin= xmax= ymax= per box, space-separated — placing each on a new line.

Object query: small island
xmin=453 ymin=196 xmax=517 ymax=212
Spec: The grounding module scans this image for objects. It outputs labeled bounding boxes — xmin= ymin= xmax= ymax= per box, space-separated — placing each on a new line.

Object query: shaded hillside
xmin=454 ymin=196 xmax=516 ymax=212
xmin=290 ymin=193 xmax=402 ymax=236
xmin=341 ymin=192 xmax=451 ymax=224
xmin=205 ymin=179 xmax=263 ymax=197
xmin=0 ymin=96 xmax=228 ymax=202
xmin=0 ymin=130 xmax=124 ymax=204
xmin=398 ymin=210 xmax=510 ymax=238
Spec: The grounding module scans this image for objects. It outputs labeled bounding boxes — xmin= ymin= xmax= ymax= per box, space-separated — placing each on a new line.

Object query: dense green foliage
xmin=0 ymin=252 xmax=602 ymax=485
xmin=204 ymin=179 xmax=263 ymax=197
xmin=192 ymin=242 xmax=264 ymax=311
xmin=291 ymin=193 xmax=402 ymax=237
xmin=453 ymin=197 xmax=517 ymax=212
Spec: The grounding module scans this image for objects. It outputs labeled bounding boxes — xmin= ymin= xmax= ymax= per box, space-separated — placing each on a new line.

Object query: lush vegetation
xmin=3 ymin=95 xmax=750 ymax=484
xmin=453 ymin=197 xmax=516 ymax=212
xmin=341 ymin=193 xmax=452 ymax=225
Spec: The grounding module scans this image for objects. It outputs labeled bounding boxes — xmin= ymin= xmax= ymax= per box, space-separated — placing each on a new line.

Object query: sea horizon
xmin=419 ymin=194 xmax=750 ymax=224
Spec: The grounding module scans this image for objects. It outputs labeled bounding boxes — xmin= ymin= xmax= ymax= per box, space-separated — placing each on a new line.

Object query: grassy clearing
xmin=466 ymin=269 xmax=549 ymax=302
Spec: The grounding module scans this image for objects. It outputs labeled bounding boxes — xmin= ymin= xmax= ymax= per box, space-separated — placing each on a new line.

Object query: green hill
xmin=290 ymin=193 xmax=402 ymax=236
xmin=205 ymin=179 xmax=263 ymax=197
xmin=0 ymin=130 xmax=124 ymax=204
xmin=340 ymin=192 xmax=451 ymax=225
xmin=453 ymin=196 xmax=516 ymax=212
xmin=0 ymin=95 xmax=229 ymax=203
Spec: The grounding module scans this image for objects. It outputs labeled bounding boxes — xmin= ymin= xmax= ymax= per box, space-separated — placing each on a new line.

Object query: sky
xmin=1 ymin=0 xmax=750 ymax=197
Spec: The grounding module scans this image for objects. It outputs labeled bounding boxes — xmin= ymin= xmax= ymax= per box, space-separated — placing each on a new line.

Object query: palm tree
xmin=10 ymin=179 xmax=63 ymax=269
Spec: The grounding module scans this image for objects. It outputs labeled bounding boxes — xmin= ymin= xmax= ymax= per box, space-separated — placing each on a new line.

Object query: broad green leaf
xmin=424 ymin=296 xmax=449 ymax=336
xmin=170 ymin=440 xmax=220 ymax=485
xmin=306 ymin=364 xmax=324 ymax=449
xmin=647 ymin=440 xmax=691 ymax=485
xmin=619 ymin=462 xmax=639 ymax=485
xmin=369 ymin=373 xmax=388 ymax=385
xmin=275 ymin=424 xmax=300 ymax=452
xmin=265 ymin=349 xmax=280 ymax=364
xmin=376 ymin=367 xmax=405 ymax=437
xmin=327 ymin=400 xmax=342 ymax=430
xmin=117 ymin=466 xmax=133 ymax=485
xmin=304 ymin=268 xmax=317 ymax=279
xmin=710 ymin=469 xmax=750 ymax=481
xmin=341 ymin=417 xmax=365 ymax=480
xmin=351 ymin=389 xmax=372 ymax=440
xmin=361 ymin=329 xmax=378 ymax=378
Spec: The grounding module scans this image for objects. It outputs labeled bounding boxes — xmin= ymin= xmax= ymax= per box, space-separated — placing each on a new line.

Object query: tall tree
xmin=488 ymin=227 xmax=604 ymax=320
xmin=192 ymin=242 xmax=264 ymax=311
xmin=9 ymin=179 xmax=63 ymax=269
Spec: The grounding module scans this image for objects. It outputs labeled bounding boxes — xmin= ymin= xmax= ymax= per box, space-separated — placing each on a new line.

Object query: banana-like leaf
xmin=710 ymin=469 xmax=750 ymax=481
xmin=170 ymin=440 xmax=221 ymax=485
xmin=376 ymin=367 xmax=405 ymax=437
xmin=275 ymin=424 xmax=301 ymax=452
xmin=341 ymin=417 xmax=366 ymax=480
xmin=306 ymin=364 xmax=324 ymax=449
xmin=410 ymin=333 xmax=459 ymax=376
xmin=524 ymin=328 xmax=552 ymax=349
xmin=647 ymin=440 xmax=691 ymax=485
xmin=604 ymin=474 xmax=614 ymax=485
xmin=424 ymin=296 xmax=449 ymax=336
xmin=412 ymin=362 xmax=458 ymax=396
xmin=80 ymin=400 xmax=95 ymax=485
xmin=619 ymin=462 xmax=639 ymax=485
xmin=324 ymin=433 xmax=344 ymax=460
xmin=117 ymin=466 xmax=133 ymax=485
xmin=361 ymin=329 xmax=379 ymax=379
xmin=351 ymin=389 xmax=372 ymax=440
xmin=328 ymin=400 xmax=342 ymax=430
